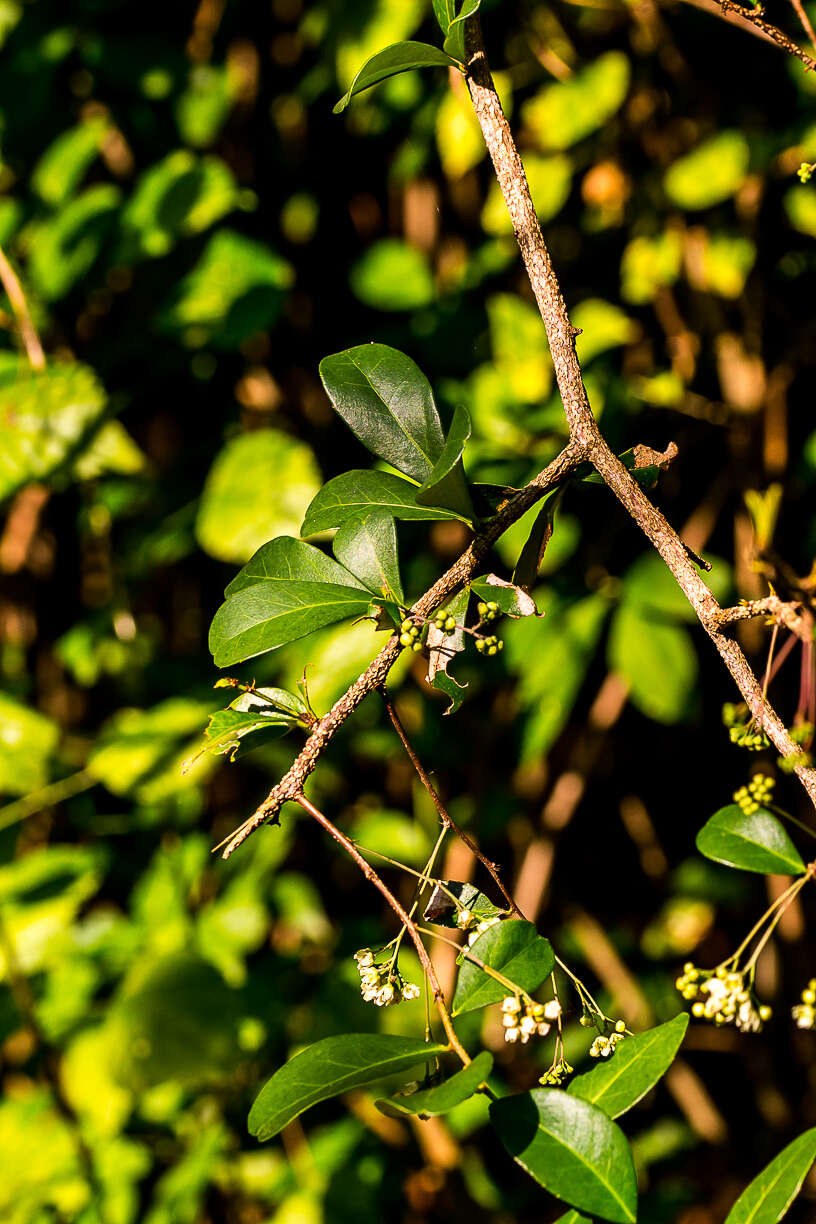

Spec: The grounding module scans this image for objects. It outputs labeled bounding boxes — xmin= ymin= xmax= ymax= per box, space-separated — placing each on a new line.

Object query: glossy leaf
xmin=696 ymin=805 xmax=806 ymax=876
xmin=452 ymin=920 xmax=554 ymax=1016
xmin=302 ymin=470 xmax=467 ymax=536
xmin=512 ymin=491 xmax=560 ymax=592
xmin=568 ymin=1014 xmax=689 ymax=1119
xmin=210 ymin=579 xmax=373 ymax=667
xmin=376 ymin=1051 xmax=493 ymax=1118
xmin=724 ymin=1127 xmax=816 ymax=1223
xmin=490 ymin=1090 xmax=637 ymax=1223
xmin=333 ymin=509 xmax=404 ymax=602
xmin=319 ymin=345 xmax=446 ymax=483
xmin=248 ymin=1034 xmax=448 ymax=1140
xmin=333 ymin=42 xmax=456 ymax=113
xmin=416 ymin=402 xmax=474 ymax=520
xmin=225 ymin=537 xmax=367 ymax=598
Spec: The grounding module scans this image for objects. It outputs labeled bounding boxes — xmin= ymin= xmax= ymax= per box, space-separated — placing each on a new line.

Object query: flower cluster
xmin=798 ymin=161 xmax=815 ymax=183
xmin=433 ymin=609 xmax=458 ymax=635
xmin=791 ymin=979 xmax=816 ymax=1030
xmin=475 ymin=634 xmax=503 ymax=656
xmin=398 ymin=617 xmax=424 ymax=653
xmin=477 ymin=600 xmax=500 ymax=623
xmin=733 ymin=773 xmax=774 ymax=815
xmin=539 ymin=1058 xmax=574 ymax=1086
xmin=501 ymin=995 xmax=561 ymax=1044
xmin=354 ymin=949 xmax=421 ymax=1006
xmin=589 ymin=1020 xmax=627 ymax=1059
xmin=676 ymin=963 xmax=771 ymax=1032
xmin=722 ymin=703 xmax=768 ymax=751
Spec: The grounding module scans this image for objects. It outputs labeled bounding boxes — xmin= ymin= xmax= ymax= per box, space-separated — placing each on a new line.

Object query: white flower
xmin=505 ymin=1026 xmax=520 ymax=1043
xmin=501 ymin=996 xmax=521 ymax=1014
xmin=543 ymin=1000 xmax=561 ymax=1021
xmin=402 ymin=982 xmax=420 ymax=1001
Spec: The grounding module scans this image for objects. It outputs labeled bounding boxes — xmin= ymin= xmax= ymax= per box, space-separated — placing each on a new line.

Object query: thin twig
xmin=0 ymin=244 xmax=45 ymax=370
xmin=294 ymin=793 xmax=471 ymax=1066
xmin=672 ymin=0 xmax=816 ymax=68
xmin=380 ymin=690 xmax=523 ymax=917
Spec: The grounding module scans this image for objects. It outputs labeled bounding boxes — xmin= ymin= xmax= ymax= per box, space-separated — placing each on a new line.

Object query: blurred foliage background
xmin=2 ymin=0 xmax=816 ymax=1220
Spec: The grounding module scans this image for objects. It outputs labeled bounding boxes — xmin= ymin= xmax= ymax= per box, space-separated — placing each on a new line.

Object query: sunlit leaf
xmin=333 ymin=508 xmax=405 ymax=602
xmin=350 ymin=238 xmax=435 ymax=311
xmin=696 ymin=805 xmax=806 ymax=875
xmin=568 ymin=1014 xmax=689 ymax=1118
xmin=333 ymin=41 xmax=455 ymax=113
xmin=724 ymin=1127 xmax=816 ymax=1223
xmin=452 ymin=920 xmax=554 ymax=1016
xmin=376 ymin=1050 xmax=493 ymax=1118
xmin=302 ymin=470 xmax=465 ymax=535
xmin=522 ymin=53 xmax=630 ymax=151
xmin=663 ymin=132 xmax=749 ymax=210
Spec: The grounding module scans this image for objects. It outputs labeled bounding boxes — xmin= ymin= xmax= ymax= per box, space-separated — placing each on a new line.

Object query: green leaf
xmin=423 ymin=881 xmax=504 ymax=928
xmin=0 ymin=361 xmax=108 ymax=502
xmin=333 ymin=42 xmax=456 ymax=113
xmin=443 ymin=0 xmax=481 ymax=62
xmin=333 ymin=509 xmax=404 ymax=603
xmin=431 ymin=671 xmax=469 ymax=716
xmin=196 ymin=431 xmax=322 ymax=564
xmin=319 ymin=345 xmax=447 ymax=484
xmin=209 ymin=540 xmax=373 ymax=667
xmin=616 ymin=552 xmax=732 ymax=623
xmin=118 ymin=150 xmax=238 ymax=261
xmin=427 ymin=586 xmax=471 ymax=698
xmin=511 ymin=491 xmax=561 ymax=591
xmin=696 ymin=805 xmax=806 ymax=876
xmin=416 ymin=403 xmax=473 ymax=512
xmin=28 ymin=183 xmax=121 ymax=301
xmin=489 ymin=1090 xmax=637 ymax=1223
xmin=248 ymin=1034 xmax=448 ymax=1141
xmin=302 ymin=470 xmax=467 ymax=536
xmin=608 ymin=603 xmax=697 ymax=724
xmin=31 ymin=116 xmax=108 ymax=205
xmin=225 ymin=537 xmax=366 ymax=598
xmin=568 ymin=1014 xmax=689 ymax=1119
xmin=724 ymin=1127 xmax=816 ymax=1224
xmin=432 ymin=0 xmax=456 ymax=34
xmin=0 ymin=692 xmax=59 ymax=797
xmin=376 ymin=1050 xmax=493 ymax=1118
xmin=663 ymin=131 xmax=749 ymax=210
xmin=521 ymin=52 xmax=630 ymax=152
xmin=452 ymin=920 xmax=554 ymax=1016
xmin=470 ymin=575 xmax=537 ymax=618
xmin=350 ymin=239 xmax=435 ymax=312
xmin=156 ymin=229 xmax=294 ymax=349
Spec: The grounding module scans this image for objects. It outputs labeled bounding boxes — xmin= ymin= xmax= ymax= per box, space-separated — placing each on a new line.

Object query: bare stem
xmin=462 ymin=11 xmax=816 ymax=811
xmin=294 ymin=794 xmax=471 ymax=1065
xmin=381 ymin=690 xmax=523 ymax=917
xmin=0 ymin=244 xmax=45 ymax=370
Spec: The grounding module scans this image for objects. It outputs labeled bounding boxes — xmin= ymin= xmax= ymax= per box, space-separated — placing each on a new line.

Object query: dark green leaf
xmin=424 ymin=880 xmax=504 ymax=927
xmin=452 ymin=920 xmax=554 ymax=1016
xmin=696 ymin=805 xmax=806 ymax=875
xmin=225 ymin=536 xmax=366 ymax=598
xmin=724 ymin=1127 xmax=816 ymax=1223
xmin=568 ymin=1014 xmax=689 ymax=1119
xmin=302 ymin=470 xmax=467 ymax=536
xmin=333 ymin=43 xmax=456 ymax=114
xmin=209 ymin=579 xmax=373 ymax=667
xmin=248 ymin=1034 xmax=448 ymax=1140
xmin=333 ymin=509 xmax=404 ymax=603
xmin=432 ymin=0 xmax=456 ymax=34
xmin=490 ymin=1090 xmax=637 ymax=1223
xmin=376 ymin=1051 xmax=493 ymax=1118
xmin=319 ymin=345 xmax=446 ymax=483
xmin=443 ymin=0 xmax=482 ymax=62
xmin=430 ymin=670 xmax=469 ymax=716
xmin=471 ymin=575 xmax=538 ymax=618
xmin=186 ymin=707 xmax=296 ymax=767
xmin=416 ymin=402 xmax=474 ymax=520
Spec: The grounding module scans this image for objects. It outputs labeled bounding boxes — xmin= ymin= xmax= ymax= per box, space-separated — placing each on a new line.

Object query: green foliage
xmin=663 ymin=131 xmax=749 ymax=209
xmin=568 ymin=1015 xmax=689 ymax=1118
xmin=723 ymin=1127 xmax=816 ymax=1223
xmin=376 ymin=1050 xmax=493 ymax=1117
xmin=489 ymin=1090 xmax=637 ymax=1222
xmin=696 ymin=806 xmax=806 ymax=875
xmin=248 ymin=1034 xmax=448 ymax=1140
xmin=333 ymin=42 xmax=456 ymax=113
xmin=452 ymin=920 xmax=555 ymax=1016
xmin=521 ymin=53 xmax=630 ymax=150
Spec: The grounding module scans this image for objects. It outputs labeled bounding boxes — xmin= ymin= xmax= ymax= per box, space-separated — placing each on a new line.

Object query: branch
xmin=716 ymin=596 xmax=813 ymax=643
xmin=0 ymin=244 xmax=45 ymax=370
xmin=463 ymin=14 xmax=816 ymax=809
xmin=295 ymin=794 xmax=471 ymax=1064
xmin=218 ymin=440 xmax=586 ymax=856
xmin=673 ymin=0 xmax=816 ymax=69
